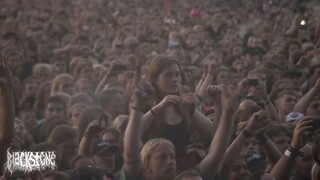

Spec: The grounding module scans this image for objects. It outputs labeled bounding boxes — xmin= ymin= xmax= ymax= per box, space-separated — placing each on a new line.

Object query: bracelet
xmin=284 ymin=149 xmax=292 ymax=157
xmin=150 ymin=108 xmax=159 ymax=117
xmin=131 ymin=106 xmax=144 ymax=112
xmin=287 ymin=145 xmax=304 ymax=157
xmin=242 ymin=129 xmax=252 ymax=139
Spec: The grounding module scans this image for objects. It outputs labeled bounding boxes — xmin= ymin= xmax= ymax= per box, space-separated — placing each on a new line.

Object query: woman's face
xmin=148 ymin=144 xmax=176 ymax=180
xmin=71 ymin=107 xmax=84 ymax=128
xmin=228 ymin=158 xmax=250 ymax=180
xmin=156 ymin=63 xmax=181 ymax=95
xmin=216 ymin=71 xmax=230 ymax=85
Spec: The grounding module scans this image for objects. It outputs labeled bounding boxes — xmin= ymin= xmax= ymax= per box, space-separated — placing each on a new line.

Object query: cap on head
xmin=286 ymin=112 xmax=304 ymax=123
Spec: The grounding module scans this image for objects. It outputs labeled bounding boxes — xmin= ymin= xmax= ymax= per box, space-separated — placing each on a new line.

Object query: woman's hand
xmin=154 ymin=95 xmax=182 ymax=112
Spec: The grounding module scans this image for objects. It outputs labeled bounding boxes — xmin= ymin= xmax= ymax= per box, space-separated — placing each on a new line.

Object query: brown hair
xmin=47 ymin=125 xmax=77 ymax=145
xmin=144 ymin=55 xmax=196 ymax=143
xmin=51 ymin=74 xmax=74 ymax=95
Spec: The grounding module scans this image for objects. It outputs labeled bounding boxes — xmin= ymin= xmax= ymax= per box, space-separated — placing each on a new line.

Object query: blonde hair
xmin=68 ymin=103 xmax=88 ymax=120
xmin=112 ymin=115 xmax=129 ymax=134
xmin=51 ymin=74 xmax=74 ymax=95
xmin=140 ymin=138 xmax=175 ymax=177
xmin=33 ymin=63 xmax=52 ymax=78
xmin=69 ymin=56 xmax=86 ymax=75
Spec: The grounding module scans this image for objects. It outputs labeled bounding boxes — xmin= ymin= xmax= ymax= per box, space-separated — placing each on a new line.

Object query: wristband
xmin=284 ymin=149 xmax=292 ymax=157
xmin=242 ymin=129 xmax=252 ymax=139
xmin=288 ymin=145 xmax=304 ymax=157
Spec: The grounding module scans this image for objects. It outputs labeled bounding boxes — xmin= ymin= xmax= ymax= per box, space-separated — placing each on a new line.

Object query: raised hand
xmin=236 ymin=78 xmax=249 ymax=98
xmin=290 ymin=116 xmax=313 ymax=150
xmin=245 ymin=111 xmax=269 ymax=133
xmin=207 ymin=85 xmax=222 ymax=104
xmin=131 ymin=81 xmax=155 ymax=108
xmin=207 ymin=61 xmax=221 ymax=75
xmin=84 ymin=120 xmax=102 ymax=138
xmin=221 ymin=84 xmax=240 ymax=113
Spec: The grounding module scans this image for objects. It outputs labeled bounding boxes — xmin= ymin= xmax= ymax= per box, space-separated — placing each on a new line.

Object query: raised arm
xmin=123 ymin=82 xmax=154 ymax=177
xmin=294 ymin=78 xmax=320 ymax=114
xmin=192 ymin=85 xmax=223 ymax=137
xmin=270 ymin=116 xmax=313 ymax=179
xmin=257 ymin=82 xmax=281 ymax=122
xmin=78 ymin=120 xmax=103 ymax=155
xmin=196 ymin=62 xmax=220 ymax=99
xmin=218 ymin=111 xmax=267 ymax=178
xmin=198 ymin=84 xmax=239 ymax=179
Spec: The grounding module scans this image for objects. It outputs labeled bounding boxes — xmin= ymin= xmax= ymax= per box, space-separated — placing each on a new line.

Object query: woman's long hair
xmin=143 ymin=55 xmax=196 ymax=143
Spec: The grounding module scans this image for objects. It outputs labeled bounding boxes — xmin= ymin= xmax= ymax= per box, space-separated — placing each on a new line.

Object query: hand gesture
xmin=245 ymin=111 xmax=269 ymax=133
xmin=207 ymin=85 xmax=221 ymax=104
xmin=221 ymin=84 xmax=240 ymax=113
xmin=236 ymin=78 xmax=249 ymax=98
xmin=156 ymin=95 xmax=182 ymax=111
xmin=207 ymin=61 xmax=221 ymax=75
xmin=291 ymin=116 xmax=313 ymax=149
xmin=131 ymin=81 xmax=155 ymax=108
xmin=85 ymin=120 xmax=103 ymax=138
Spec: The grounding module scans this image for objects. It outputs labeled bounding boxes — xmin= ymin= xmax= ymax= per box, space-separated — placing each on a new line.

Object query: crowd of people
xmin=0 ymin=0 xmax=320 ymax=179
